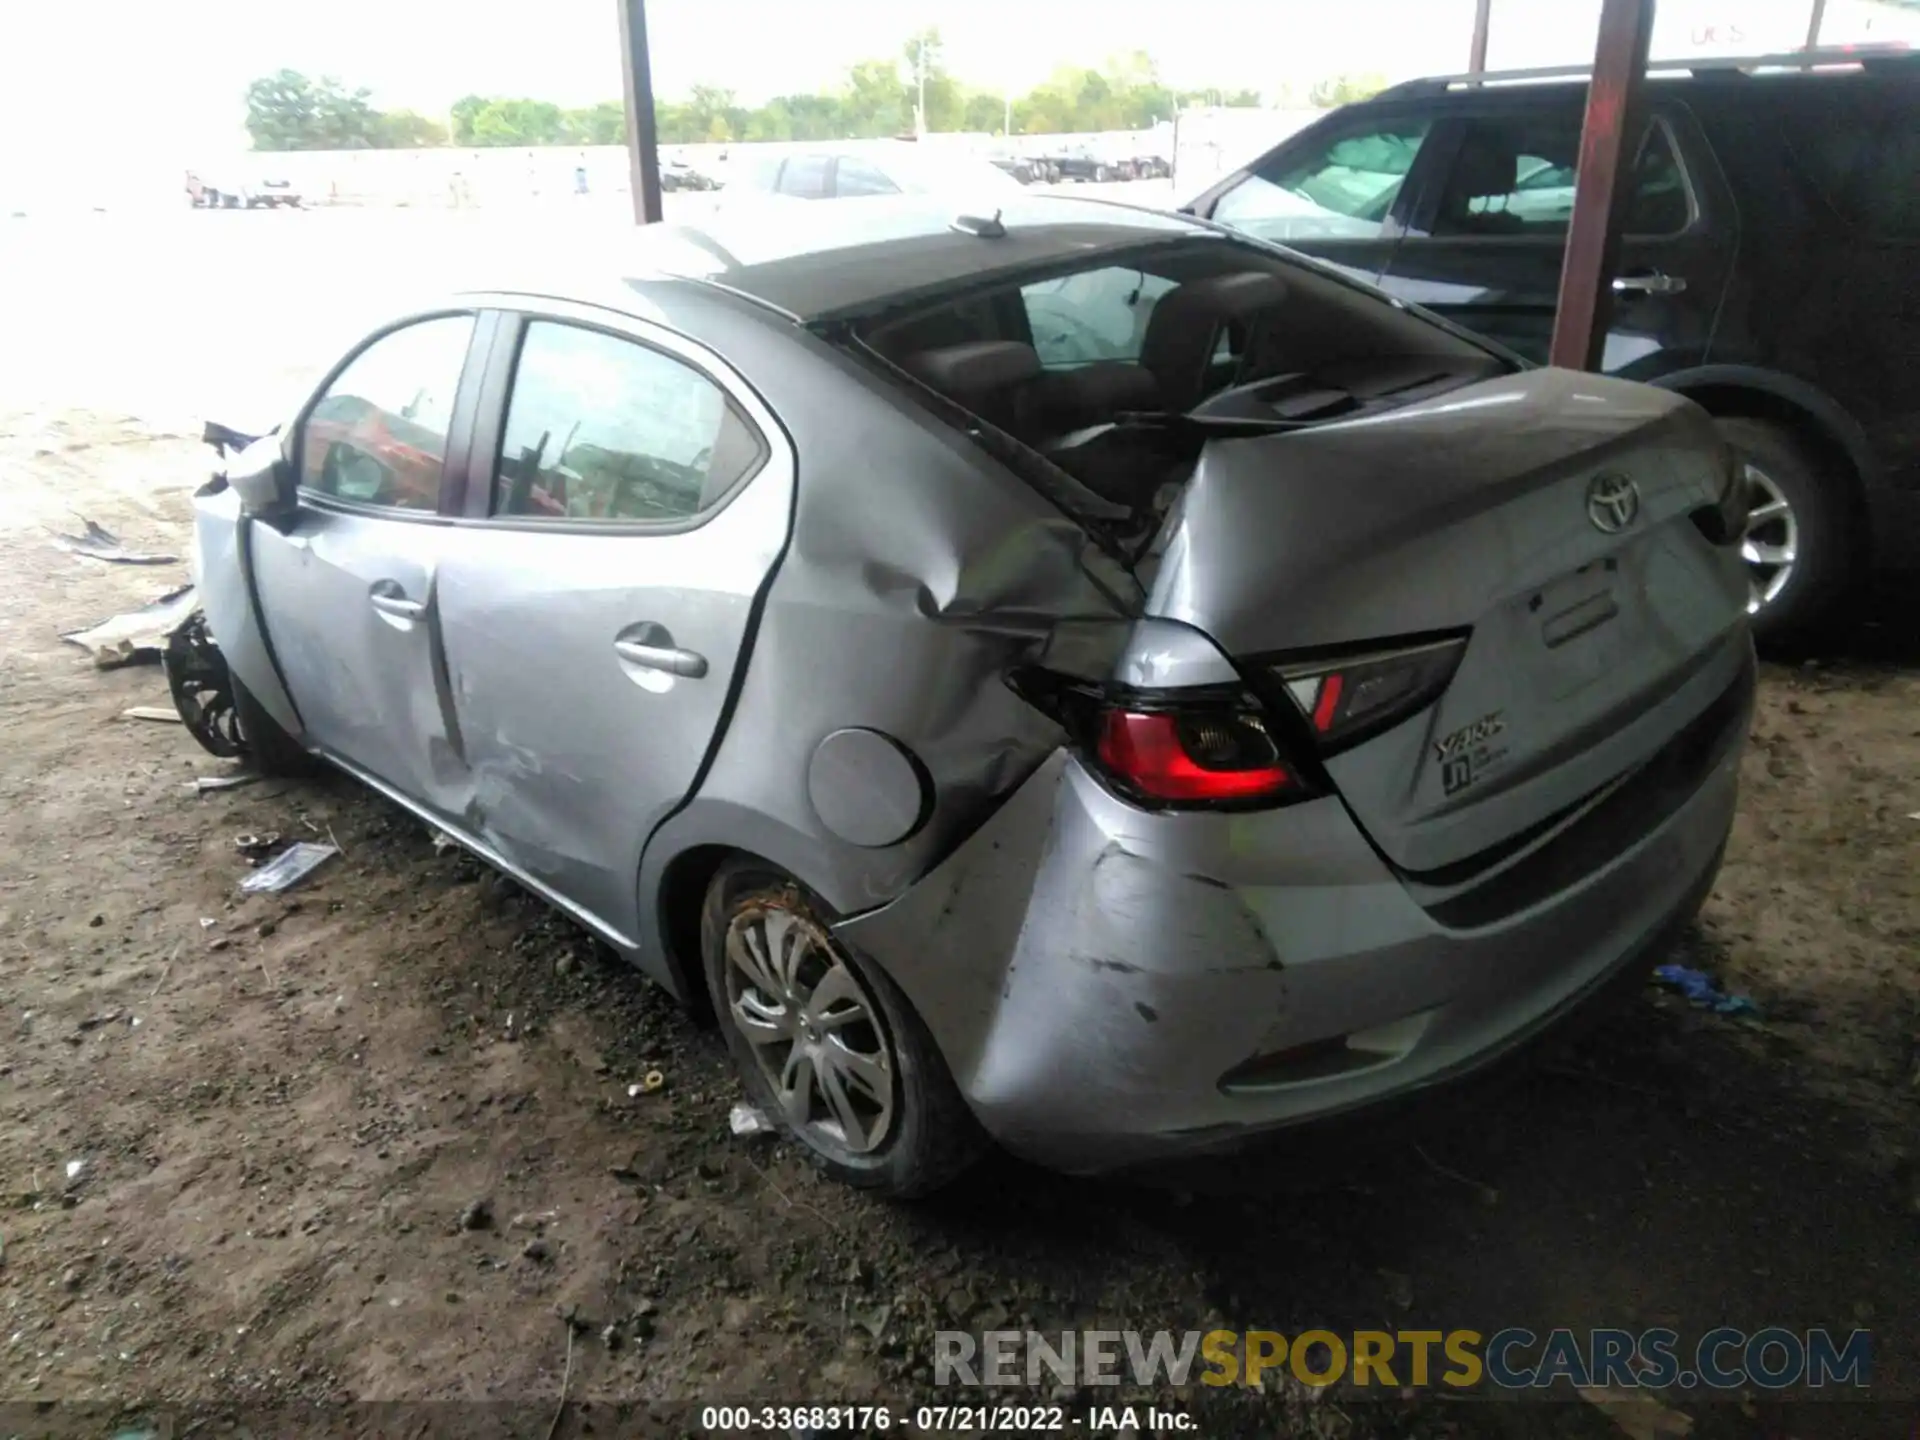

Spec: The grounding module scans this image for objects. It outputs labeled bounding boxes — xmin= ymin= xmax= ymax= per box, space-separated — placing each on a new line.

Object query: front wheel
xmin=700 ymin=858 xmax=987 ymax=1197
xmin=232 ymin=675 xmax=320 ymax=776
xmin=1714 ymin=416 xmax=1858 ymax=651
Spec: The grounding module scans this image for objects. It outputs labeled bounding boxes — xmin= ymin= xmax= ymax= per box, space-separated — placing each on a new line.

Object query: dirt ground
xmin=2 ymin=218 xmax=1918 ymax=1440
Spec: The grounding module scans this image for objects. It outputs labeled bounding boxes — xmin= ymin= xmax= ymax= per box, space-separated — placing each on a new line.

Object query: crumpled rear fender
xmin=192 ymin=482 xmax=301 ymax=737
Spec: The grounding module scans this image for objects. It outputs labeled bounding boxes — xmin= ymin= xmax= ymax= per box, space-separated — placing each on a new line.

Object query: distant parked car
xmin=660 ymin=158 xmax=721 ymax=192
xmin=730 ymin=142 xmax=1021 ymax=202
xmin=187 ymin=171 xmax=301 ymax=209
xmin=987 ymin=154 xmax=1042 ymax=184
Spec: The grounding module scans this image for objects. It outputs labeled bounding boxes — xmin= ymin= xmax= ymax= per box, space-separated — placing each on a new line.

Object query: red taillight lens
xmin=1095 ymin=709 xmax=1298 ymax=804
xmin=1278 ymin=636 xmax=1467 ymax=754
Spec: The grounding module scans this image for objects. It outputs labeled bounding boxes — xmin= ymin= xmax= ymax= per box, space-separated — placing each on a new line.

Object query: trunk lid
xmin=1140 ymin=368 xmax=1750 ymax=874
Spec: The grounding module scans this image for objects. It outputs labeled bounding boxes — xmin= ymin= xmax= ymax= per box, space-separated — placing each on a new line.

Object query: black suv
xmin=1187 ymin=48 xmax=1919 ymax=645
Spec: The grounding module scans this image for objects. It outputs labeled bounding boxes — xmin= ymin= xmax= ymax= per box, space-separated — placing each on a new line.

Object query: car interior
xmin=855 ymin=241 xmax=1508 ymax=516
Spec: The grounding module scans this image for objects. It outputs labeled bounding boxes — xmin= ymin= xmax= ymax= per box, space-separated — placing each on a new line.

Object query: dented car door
xmin=431 ymin=307 xmax=795 ymax=946
xmin=246 ymin=312 xmax=483 ymax=817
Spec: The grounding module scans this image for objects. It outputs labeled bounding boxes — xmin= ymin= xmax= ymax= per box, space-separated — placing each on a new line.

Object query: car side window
xmin=834 ymin=158 xmax=900 ymax=198
xmin=778 ymin=155 xmax=832 ymax=199
xmin=1211 ymin=121 xmax=1432 ymax=242
xmin=1020 ymin=267 xmax=1178 ymax=367
xmin=300 ymin=314 xmax=475 ymax=512
xmin=493 ymin=320 xmax=763 ymax=524
xmin=1429 ymin=117 xmax=1691 ymax=238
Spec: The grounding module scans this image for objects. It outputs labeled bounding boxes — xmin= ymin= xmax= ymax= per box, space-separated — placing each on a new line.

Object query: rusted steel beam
xmin=1548 ymin=0 xmax=1656 ymax=371
xmin=1468 ymin=0 xmax=1493 ymax=74
xmin=617 ymin=0 xmax=665 ymax=224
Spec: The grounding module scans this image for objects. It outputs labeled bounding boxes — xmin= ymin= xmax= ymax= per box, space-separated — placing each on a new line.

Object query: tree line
xmin=244 ymin=33 xmax=1385 ymax=151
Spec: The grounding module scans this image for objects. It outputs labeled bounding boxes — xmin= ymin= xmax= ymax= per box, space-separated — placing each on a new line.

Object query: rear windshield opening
xmin=855 ymin=239 xmax=1508 ymax=516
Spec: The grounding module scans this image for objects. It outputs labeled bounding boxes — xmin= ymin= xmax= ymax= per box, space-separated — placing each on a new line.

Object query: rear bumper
xmin=838 ymin=645 xmax=1752 ymax=1176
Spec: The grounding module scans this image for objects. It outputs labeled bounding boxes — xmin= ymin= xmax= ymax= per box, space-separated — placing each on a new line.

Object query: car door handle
xmin=614 ymin=638 xmax=708 ymax=679
xmin=1612 ymin=270 xmax=1687 ymax=296
xmin=369 ymin=591 xmax=426 ymax=621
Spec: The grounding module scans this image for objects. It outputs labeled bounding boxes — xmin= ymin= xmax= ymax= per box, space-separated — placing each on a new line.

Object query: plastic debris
xmin=50 ymin=519 xmax=178 ymax=567
xmin=234 ymin=831 xmax=281 ymax=856
xmin=64 ymin=1159 xmax=85 ymax=1181
xmin=239 ymin=841 xmax=338 ymax=894
xmin=121 ymin=706 xmax=182 ymax=723
xmin=729 ymin=1102 xmax=774 ymax=1137
xmin=62 ymin=585 xmax=197 ymax=668
xmin=1653 ymin=964 xmax=1758 ymax=1016
xmin=184 ymin=771 xmax=260 ymax=793
xmin=627 ymin=1071 xmax=665 ymax=1098
xmin=429 ymin=828 xmax=458 ymax=854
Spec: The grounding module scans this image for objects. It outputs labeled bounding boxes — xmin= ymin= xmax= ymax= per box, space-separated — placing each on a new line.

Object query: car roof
xmin=520 ymin=193 xmax=1214 ymax=323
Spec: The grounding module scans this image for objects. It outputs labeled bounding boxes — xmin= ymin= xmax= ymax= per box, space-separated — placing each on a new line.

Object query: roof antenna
xmin=951 ymin=208 xmax=1007 ymax=238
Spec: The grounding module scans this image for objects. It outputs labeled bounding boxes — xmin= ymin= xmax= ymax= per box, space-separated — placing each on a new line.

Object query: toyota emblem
xmin=1586 ymin=472 xmax=1641 ymax=534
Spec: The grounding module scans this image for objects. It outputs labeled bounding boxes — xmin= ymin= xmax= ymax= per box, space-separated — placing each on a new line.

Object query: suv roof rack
xmin=1377 ymin=42 xmax=1915 ymax=98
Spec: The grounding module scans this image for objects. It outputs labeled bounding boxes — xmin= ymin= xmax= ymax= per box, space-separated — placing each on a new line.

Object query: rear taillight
xmin=1274 ymin=636 xmax=1467 ymax=755
xmin=1095 ymin=706 xmax=1301 ymax=804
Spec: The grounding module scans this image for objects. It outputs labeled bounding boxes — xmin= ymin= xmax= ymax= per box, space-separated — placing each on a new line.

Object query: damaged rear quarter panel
xmin=631 ymin=287 xmax=1142 ymax=969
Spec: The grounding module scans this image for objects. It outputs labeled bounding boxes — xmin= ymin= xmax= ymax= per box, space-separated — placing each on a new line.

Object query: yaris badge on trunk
xmin=1586 ymin=472 xmax=1641 ymax=533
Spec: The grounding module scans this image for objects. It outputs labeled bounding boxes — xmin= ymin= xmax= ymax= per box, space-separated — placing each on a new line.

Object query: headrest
xmin=1026 ymin=361 xmax=1163 ymax=428
xmin=1451 ymin=138 xmax=1518 ymax=202
xmin=1152 ymin=270 xmax=1290 ymax=321
xmin=900 ymin=341 xmax=1042 ymax=397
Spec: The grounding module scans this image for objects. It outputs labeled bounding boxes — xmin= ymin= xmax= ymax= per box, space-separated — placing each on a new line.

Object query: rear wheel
xmin=700 ymin=858 xmax=986 ymax=1197
xmin=232 ymin=676 xmax=319 ymax=776
xmin=1713 ymin=416 xmax=1858 ymax=651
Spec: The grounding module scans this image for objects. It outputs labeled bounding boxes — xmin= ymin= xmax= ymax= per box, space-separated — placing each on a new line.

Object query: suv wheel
xmin=700 ymin=858 xmax=986 ymax=1197
xmin=1714 ymin=416 xmax=1857 ymax=650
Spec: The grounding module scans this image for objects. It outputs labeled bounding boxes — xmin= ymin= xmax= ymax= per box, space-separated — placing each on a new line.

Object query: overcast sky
xmin=2 ymin=0 xmax=1911 ymax=167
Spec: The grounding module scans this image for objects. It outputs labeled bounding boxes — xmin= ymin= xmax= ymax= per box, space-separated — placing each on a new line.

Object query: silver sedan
xmin=175 ymin=195 xmax=1754 ymax=1195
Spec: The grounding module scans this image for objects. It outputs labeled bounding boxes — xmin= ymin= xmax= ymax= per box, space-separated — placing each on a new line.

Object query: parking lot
xmin=1 ymin=207 xmax=1917 ymax=1435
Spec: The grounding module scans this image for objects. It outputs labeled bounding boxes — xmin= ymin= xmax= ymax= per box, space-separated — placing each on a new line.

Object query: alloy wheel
xmin=1740 ymin=460 xmax=1799 ymax=615
xmin=723 ymin=904 xmax=897 ymax=1158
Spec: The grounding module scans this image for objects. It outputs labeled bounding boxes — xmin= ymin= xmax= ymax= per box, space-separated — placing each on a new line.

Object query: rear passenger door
xmin=434 ymin=303 xmax=795 ymax=944
xmin=1190 ymin=111 xmax=1438 ymax=283
xmin=1379 ymin=101 xmax=1734 ymax=371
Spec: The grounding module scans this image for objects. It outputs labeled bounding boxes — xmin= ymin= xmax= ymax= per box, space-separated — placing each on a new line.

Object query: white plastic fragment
xmin=239 ymin=841 xmax=338 ymax=893
xmin=729 ymin=1102 xmax=773 ymax=1137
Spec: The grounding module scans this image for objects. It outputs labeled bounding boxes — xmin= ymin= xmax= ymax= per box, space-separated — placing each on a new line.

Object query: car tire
xmin=700 ymin=857 xmax=987 ymax=1198
xmin=232 ymin=675 xmax=319 ymax=776
xmin=1713 ymin=416 xmax=1858 ymax=651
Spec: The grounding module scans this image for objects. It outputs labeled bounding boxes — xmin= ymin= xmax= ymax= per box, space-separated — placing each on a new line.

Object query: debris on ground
xmin=1653 ymin=964 xmax=1759 ymax=1016
xmin=239 ymin=841 xmax=338 ymax=894
xmin=121 ymin=706 xmax=182 ymax=723
xmin=234 ymin=831 xmax=282 ymax=860
xmin=510 ymin=1210 xmax=558 ymax=1230
xmin=729 ymin=1102 xmax=774 ymax=1137
xmin=627 ymin=1071 xmax=665 ymax=1098
xmin=429 ymin=828 xmax=458 ymax=854
xmin=457 ymin=1198 xmax=494 ymax=1232
xmin=184 ymin=770 xmax=260 ymax=794
xmin=62 ymin=585 xmax=197 ymax=667
xmin=521 ymin=1237 xmax=552 ymax=1262
xmin=64 ymin=1159 xmax=85 ymax=1183
xmin=50 ymin=519 xmax=178 ymax=567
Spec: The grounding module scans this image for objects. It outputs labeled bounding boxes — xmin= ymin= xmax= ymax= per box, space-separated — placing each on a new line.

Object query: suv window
xmin=301 ymin=314 xmax=474 ymax=512
xmin=1430 ymin=117 xmax=1691 ymax=238
xmin=493 ymin=321 xmax=762 ymax=524
xmin=777 ymin=155 xmax=831 ymax=199
xmin=834 ymin=157 xmax=900 ymax=198
xmin=1212 ymin=121 xmax=1431 ymax=242
xmin=1776 ymin=91 xmax=1920 ymax=240
xmin=1021 ymin=267 xmax=1178 ymax=367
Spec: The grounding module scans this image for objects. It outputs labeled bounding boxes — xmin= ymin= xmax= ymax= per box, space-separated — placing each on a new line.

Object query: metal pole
xmin=1804 ymin=0 xmax=1827 ymax=49
xmin=616 ymin=0 xmax=663 ymax=224
xmin=1468 ymin=0 xmax=1494 ymax=74
xmin=1547 ymin=0 xmax=1656 ymax=372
